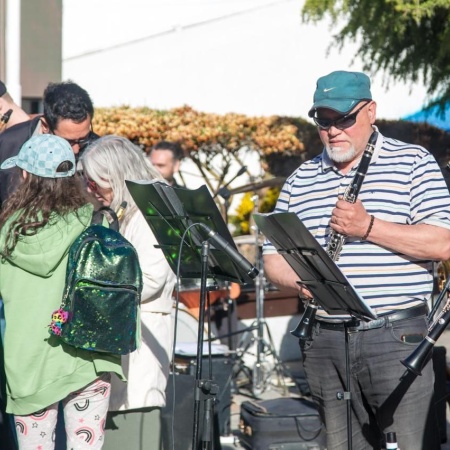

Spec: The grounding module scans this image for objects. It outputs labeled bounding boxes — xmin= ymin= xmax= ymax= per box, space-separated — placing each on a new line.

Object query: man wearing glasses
xmin=0 ymin=80 xmax=98 ymax=204
xmin=263 ymin=71 xmax=450 ymax=449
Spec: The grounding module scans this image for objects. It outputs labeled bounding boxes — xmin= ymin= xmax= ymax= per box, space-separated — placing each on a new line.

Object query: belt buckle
xmin=346 ymin=320 xmax=361 ymax=333
xmin=365 ymin=317 xmax=386 ymax=330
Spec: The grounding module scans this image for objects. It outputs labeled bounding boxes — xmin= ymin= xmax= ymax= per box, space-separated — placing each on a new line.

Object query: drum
xmin=171 ymin=304 xmax=209 ymax=343
xmin=176 ymin=279 xmax=230 ymax=310
xmin=171 ymin=304 xmax=229 ymax=375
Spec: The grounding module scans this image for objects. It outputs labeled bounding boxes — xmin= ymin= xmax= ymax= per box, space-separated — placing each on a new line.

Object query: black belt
xmin=315 ymin=304 xmax=428 ymax=332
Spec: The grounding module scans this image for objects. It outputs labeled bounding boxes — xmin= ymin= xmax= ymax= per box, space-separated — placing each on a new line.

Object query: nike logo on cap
xmin=324 ymin=87 xmax=336 ymax=92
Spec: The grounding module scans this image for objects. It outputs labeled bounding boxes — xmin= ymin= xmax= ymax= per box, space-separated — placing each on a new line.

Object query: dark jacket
xmin=0 ymin=116 xmax=41 ymax=203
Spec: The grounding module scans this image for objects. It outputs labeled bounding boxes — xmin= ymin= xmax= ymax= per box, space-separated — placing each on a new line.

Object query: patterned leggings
xmin=14 ymin=374 xmax=111 ymax=450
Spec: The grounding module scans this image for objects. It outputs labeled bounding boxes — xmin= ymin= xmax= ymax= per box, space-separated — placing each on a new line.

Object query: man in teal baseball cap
xmin=263 ymin=69 xmax=450 ymax=449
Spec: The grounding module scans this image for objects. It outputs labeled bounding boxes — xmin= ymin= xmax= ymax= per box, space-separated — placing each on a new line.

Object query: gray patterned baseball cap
xmin=1 ymin=134 xmax=76 ymax=178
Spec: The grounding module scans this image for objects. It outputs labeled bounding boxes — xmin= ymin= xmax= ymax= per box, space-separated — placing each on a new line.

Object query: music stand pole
xmin=341 ymin=323 xmax=354 ymax=448
xmin=192 ymin=240 xmax=219 ymax=450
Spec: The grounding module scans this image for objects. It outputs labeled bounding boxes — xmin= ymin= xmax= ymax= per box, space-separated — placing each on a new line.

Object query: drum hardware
xmin=177 ymin=279 xmax=229 ymax=317
xmin=227 ymin=177 xmax=286 ymax=196
xmin=213 ymin=165 xmax=248 ymax=200
xmin=213 ymin=165 xmax=248 ymax=223
xmin=205 ymin=228 xmax=287 ymax=397
xmin=233 ymin=195 xmax=288 ymax=398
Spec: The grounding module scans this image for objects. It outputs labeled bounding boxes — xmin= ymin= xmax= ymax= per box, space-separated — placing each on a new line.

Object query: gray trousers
xmin=300 ymin=315 xmax=440 ymax=450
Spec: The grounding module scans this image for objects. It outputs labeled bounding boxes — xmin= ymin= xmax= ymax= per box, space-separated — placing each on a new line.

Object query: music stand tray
xmin=253 ymin=212 xmax=376 ymax=321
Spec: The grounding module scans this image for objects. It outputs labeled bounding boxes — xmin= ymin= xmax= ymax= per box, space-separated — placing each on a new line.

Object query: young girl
xmin=0 ymin=134 xmax=123 ymax=450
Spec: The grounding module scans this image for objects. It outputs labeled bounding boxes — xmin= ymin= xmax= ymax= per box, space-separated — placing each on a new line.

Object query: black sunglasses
xmin=313 ymin=101 xmax=370 ymax=130
xmin=49 ymin=128 xmax=95 ymax=151
xmin=64 ymin=132 xmax=94 ymax=149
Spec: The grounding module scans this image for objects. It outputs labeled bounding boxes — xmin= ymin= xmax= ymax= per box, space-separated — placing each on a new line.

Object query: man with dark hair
xmin=0 ymin=81 xmax=30 ymax=132
xmin=148 ymin=140 xmax=184 ymax=187
xmin=0 ymin=80 xmax=97 ymax=203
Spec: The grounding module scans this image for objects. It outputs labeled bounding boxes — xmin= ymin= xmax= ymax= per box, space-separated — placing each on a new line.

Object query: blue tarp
xmin=403 ymin=103 xmax=450 ymax=131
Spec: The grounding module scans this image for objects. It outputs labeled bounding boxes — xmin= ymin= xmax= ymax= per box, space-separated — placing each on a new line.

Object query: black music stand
xmin=253 ymin=212 xmax=377 ymax=450
xmin=126 ymin=180 xmax=257 ymax=450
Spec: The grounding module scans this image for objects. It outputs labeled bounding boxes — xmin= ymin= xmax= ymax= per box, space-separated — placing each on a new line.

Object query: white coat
xmin=109 ymin=209 xmax=176 ymax=410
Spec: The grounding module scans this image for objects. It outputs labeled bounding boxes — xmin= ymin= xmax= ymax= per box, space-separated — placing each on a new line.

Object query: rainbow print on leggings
xmin=30 ymin=409 xmax=50 ymax=420
xmin=15 ymin=419 xmax=27 ymax=436
xmin=76 ymin=427 xmax=95 ymax=444
xmin=74 ymin=399 xmax=90 ymax=411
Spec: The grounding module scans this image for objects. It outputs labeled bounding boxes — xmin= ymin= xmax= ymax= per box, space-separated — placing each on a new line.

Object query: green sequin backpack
xmin=49 ymin=208 xmax=143 ymax=355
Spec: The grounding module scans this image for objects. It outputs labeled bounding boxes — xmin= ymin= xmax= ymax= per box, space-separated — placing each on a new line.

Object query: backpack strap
xmin=92 ymin=207 xmax=120 ymax=232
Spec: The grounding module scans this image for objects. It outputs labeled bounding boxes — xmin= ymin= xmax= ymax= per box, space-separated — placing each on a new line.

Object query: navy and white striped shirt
xmin=264 ymin=130 xmax=450 ymax=316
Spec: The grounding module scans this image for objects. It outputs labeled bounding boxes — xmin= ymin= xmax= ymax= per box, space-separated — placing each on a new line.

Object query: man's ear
xmin=368 ymin=101 xmax=377 ymax=124
xmin=40 ymin=116 xmax=50 ymax=134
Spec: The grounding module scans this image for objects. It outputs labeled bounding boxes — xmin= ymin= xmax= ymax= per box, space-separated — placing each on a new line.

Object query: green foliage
xmin=302 ymin=0 xmax=450 ymax=110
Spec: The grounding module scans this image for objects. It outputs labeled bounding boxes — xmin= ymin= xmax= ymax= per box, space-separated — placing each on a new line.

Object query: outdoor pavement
xmin=220 ymin=329 xmax=450 ymax=450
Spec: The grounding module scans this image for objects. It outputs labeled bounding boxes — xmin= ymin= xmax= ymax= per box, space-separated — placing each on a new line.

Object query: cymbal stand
xmin=249 ymin=195 xmax=287 ymax=397
xmin=207 ymin=194 xmax=288 ymax=397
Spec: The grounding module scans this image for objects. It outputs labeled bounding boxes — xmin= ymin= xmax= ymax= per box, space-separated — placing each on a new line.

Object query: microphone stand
xmin=192 ymin=240 xmax=219 ymax=450
xmin=213 ymin=166 xmax=247 ymax=223
xmin=213 ymin=166 xmax=247 ymax=352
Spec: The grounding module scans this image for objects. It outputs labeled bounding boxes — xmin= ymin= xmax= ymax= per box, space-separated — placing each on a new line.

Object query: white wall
xmin=63 ymin=0 xmax=427 ymax=121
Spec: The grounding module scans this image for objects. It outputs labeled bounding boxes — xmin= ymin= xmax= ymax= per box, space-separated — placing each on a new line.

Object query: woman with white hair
xmin=80 ymin=135 xmax=177 ymax=450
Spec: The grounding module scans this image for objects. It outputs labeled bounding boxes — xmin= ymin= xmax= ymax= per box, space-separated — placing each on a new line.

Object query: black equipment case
xmin=239 ymin=397 xmax=326 ymax=450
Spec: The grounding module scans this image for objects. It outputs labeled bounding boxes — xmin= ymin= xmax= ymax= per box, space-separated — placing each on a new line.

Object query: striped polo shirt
xmin=263 ymin=129 xmax=450 ymax=317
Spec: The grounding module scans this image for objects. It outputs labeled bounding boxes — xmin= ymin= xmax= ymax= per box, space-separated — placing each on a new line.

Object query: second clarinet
xmin=291 ymin=129 xmax=378 ymax=339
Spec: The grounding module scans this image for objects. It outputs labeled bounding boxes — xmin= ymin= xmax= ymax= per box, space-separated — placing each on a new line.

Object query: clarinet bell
xmin=291 ymin=302 xmax=318 ymax=339
xmin=401 ymin=339 xmax=433 ymax=376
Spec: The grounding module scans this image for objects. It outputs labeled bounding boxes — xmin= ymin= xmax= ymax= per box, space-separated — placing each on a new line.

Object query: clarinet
xmin=326 ymin=130 xmax=378 ymax=260
xmin=401 ymin=275 xmax=450 ymax=376
xmin=291 ymin=130 xmax=378 ymax=339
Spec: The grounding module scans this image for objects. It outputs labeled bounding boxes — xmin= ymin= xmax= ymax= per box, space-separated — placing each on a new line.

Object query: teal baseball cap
xmin=1 ymin=134 xmax=76 ymax=178
xmin=308 ymin=71 xmax=372 ymax=117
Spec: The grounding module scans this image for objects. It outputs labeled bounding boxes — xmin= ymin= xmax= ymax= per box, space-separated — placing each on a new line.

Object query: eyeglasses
xmin=313 ymin=101 xmax=370 ymax=131
xmin=84 ymin=177 xmax=98 ymax=192
xmin=65 ymin=133 xmax=94 ymax=149
xmin=50 ymin=130 xmax=95 ymax=151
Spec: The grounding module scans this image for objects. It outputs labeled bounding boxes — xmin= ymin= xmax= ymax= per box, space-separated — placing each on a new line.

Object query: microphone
xmin=0 ymin=109 xmax=12 ymax=125
xmin=197 ymin=223 xmax=259 ymax=280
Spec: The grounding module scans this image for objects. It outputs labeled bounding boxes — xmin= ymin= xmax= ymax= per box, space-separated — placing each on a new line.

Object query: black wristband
xmin=362 ymin=215 xmax=375 ymax=240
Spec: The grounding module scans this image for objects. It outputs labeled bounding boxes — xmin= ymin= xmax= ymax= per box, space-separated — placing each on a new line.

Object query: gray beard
xmin=326 ymin=145 xmax=357 ymax=163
